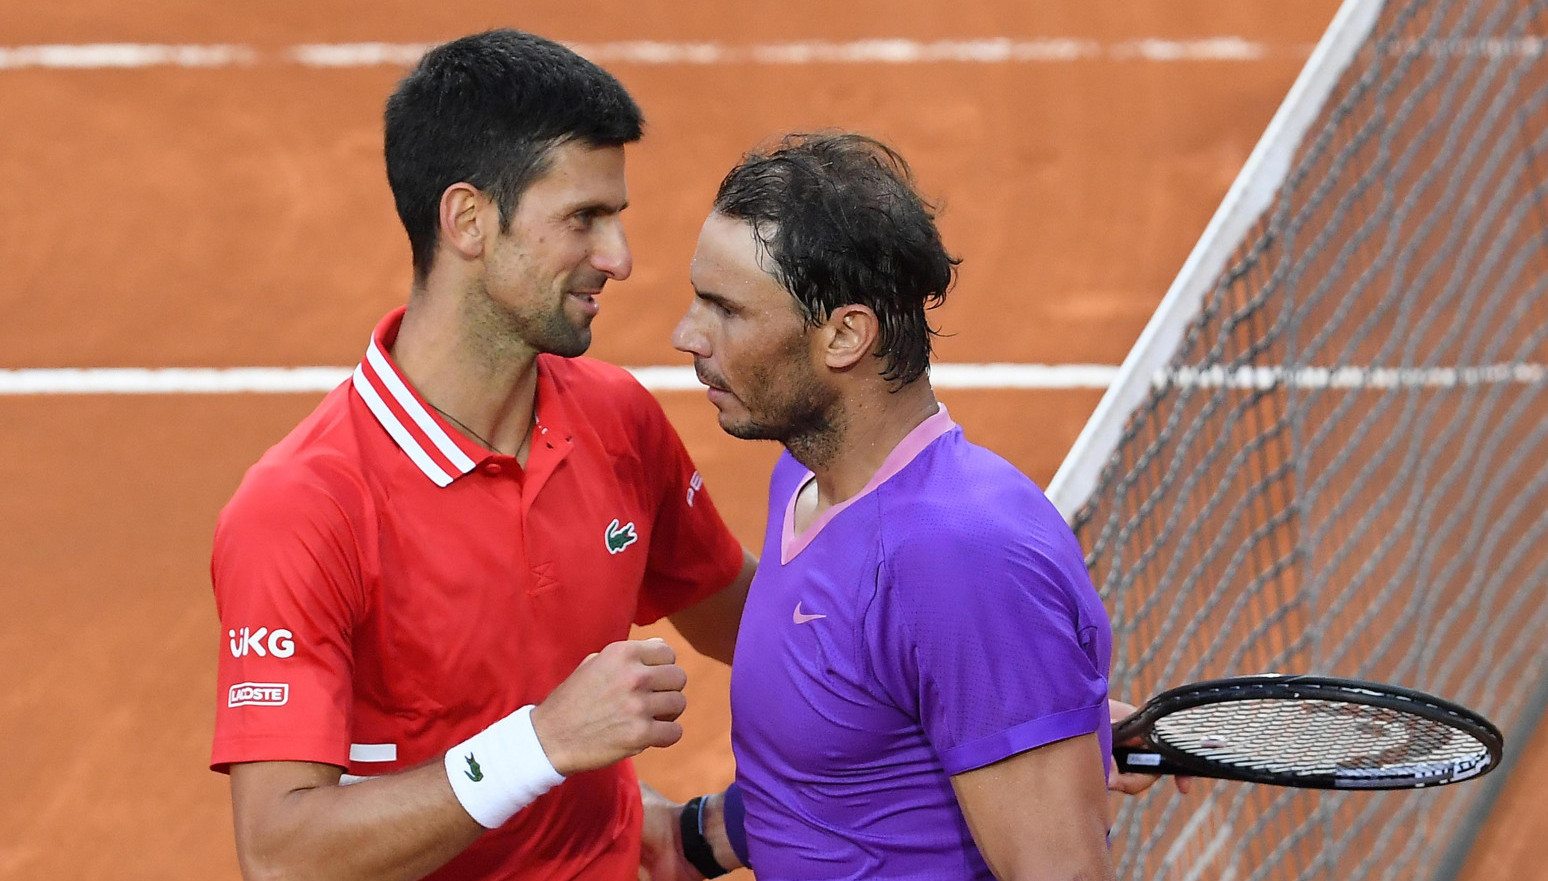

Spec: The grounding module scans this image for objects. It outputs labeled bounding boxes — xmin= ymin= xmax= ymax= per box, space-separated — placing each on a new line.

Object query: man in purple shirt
xmin=652 ymin=132 xmax=1118 ymax=881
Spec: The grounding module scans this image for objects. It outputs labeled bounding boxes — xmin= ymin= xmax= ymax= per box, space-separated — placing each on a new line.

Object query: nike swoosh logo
xmin=793 ymin=602 xmax=827 ymax=624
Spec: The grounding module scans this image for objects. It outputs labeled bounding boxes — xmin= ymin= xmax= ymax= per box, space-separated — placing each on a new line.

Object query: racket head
xmin=1112 ymin=674 xmax=1503 ymax=790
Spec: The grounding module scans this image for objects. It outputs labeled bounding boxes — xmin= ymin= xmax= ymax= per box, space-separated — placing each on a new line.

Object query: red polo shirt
xmin=211 ymin=307 xmax=745 ymax=881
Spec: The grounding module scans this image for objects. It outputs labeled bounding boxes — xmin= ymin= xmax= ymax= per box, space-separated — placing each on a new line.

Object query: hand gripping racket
xmin=1111 ymin=674 xmax=1503 ymax=789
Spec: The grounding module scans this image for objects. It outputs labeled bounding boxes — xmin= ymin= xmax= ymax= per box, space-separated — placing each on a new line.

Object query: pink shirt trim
xmin=781 ymin=405 xmax=956 ymax=564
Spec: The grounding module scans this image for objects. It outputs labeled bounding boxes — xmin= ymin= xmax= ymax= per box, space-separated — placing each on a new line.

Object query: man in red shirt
xmin=211 ymin=30 xmax=753 ymax=881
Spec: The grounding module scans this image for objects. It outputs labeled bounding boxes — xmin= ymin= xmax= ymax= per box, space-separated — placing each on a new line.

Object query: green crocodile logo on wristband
xmin=464 ymin=753 xmax=484 ymax=782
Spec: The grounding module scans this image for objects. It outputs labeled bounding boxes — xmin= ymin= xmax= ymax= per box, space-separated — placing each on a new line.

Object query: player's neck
xmin=393 ymin=289 xmax=540 ymax=459
xmin=802 ymin=380 xmax=939 ymax=511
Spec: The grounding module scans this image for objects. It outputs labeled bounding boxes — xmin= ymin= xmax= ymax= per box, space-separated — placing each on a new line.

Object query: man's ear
xmin=821 ymin=304 xmax=879 ymax=370
xmin=438 ymin=182 xmax=491 ymax=261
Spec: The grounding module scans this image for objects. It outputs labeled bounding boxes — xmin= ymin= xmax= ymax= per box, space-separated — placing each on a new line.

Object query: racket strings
xmin=1151 ymin=698 xmax=1489 ymax=777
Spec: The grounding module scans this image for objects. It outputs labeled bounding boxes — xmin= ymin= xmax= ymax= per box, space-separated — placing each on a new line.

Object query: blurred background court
xmin=1 ymin=1 xmax=1544 ymax=878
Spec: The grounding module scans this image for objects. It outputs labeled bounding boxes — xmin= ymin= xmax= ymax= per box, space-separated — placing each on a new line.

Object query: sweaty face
xmin=671 ymin=213 xmax=837 ymax=443
xmin=475 ymin=141 xmax=633 ymax=358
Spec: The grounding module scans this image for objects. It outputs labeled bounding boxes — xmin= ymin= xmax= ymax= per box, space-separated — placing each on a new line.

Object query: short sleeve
xmin=865 ymin=512 xmax=1109 ymax=776
xmin=627 ymin=392 xmax=745 ymax=625
xmin=209 ymin=464 xmax=364 ymax=772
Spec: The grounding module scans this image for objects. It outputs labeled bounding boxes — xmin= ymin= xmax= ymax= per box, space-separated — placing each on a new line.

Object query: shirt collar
xmin=780 ymin=403 xmax=956 ymax=564
xmin=350 ymin=307 xmax=491 ymax=487
xmin=871 ymin=403 xmax=955 ymax=480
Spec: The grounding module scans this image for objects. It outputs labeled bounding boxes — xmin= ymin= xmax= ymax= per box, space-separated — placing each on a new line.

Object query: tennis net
xmin=1046 ymin=0 xmax=1548 ymax=878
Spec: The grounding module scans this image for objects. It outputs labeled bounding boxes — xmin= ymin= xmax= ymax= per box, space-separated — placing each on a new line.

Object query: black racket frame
xmin=1111 ymin=673 xmax=1504 ymax=789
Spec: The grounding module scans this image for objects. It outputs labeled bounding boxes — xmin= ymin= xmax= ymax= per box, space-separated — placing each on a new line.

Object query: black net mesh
xmin=1070 ymin=1 xmax=1548 ymax=877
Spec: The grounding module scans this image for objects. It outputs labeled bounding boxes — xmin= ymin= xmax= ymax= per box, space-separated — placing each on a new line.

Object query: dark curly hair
xmin=711 ymin=132 xmax=959 ymax=385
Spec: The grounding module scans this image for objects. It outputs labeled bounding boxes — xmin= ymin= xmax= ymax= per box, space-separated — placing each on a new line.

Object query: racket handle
xmin=1113 ymin=747 xmax=1197 ymax=777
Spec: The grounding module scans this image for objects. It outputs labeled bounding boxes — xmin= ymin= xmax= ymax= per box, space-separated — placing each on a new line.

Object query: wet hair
xmin=711 ymin=132 xmax=959 ymax=385
xmin=384 ymin=29 xmax=643 ymax=281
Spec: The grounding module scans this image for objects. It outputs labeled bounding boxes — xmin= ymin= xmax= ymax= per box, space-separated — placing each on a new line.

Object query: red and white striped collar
xmin=351 ymin=307 xmax=490 ymax=487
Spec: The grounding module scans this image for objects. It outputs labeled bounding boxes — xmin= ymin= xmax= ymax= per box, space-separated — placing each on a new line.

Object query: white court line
xmin=0 ymin=38 xmax=1300 ymax=70
xmin=1 ymin=363 xmax=1542 ymax=395
xmin=5 ymin=38 xmax=1539 ymax=71
xmin=0 ymin=367 xmax=354 ymax=394
xmin=0 ymin=44 xmax=260 ymax=68
xmin=0 ymin=365 xmax=1119 ymax=394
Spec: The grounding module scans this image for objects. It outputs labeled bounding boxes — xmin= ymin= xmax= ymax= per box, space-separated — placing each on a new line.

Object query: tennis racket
xmin=1111 ymin=674 xmax=1503 ymax=789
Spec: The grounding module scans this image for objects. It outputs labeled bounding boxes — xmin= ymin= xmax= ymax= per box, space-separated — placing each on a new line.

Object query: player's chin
xmin=715 ymin=410 xmax=743 ymax=435
xmin=704 ymin=392 xmax=737 ymax=420
xmin=721 ymin=413 xmax=781 ymax=442
xmin=545 ymin=325 xmax=593 ymax=359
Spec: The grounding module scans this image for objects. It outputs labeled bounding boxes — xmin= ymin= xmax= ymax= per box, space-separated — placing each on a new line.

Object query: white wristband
xmin=445 ymin=705 xmax=565 ymax=828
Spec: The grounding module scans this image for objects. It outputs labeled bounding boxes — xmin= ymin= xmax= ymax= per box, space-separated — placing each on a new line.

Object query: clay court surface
xmin=2 ymin=1 xmax=1545 ymax=878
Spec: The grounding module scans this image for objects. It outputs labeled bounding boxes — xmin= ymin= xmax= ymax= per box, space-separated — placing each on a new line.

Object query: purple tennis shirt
xmin=729 ymin=407 xmax=1112 ymax=880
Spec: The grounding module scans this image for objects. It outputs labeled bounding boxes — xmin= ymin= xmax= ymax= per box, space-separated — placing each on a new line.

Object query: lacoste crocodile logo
xmin=605 ymin=518 xmax=639 ymax=554
xmin=463 ymin=753 xmax=484 ymax=782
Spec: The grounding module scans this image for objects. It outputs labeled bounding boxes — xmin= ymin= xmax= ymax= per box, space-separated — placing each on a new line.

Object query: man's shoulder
xmin=877 ymin=434 xmax=1092 ymax=594
xmin=885 ymin=432 xmax=1049 ymax=530
xmin=222 ymin=385 xmax=374 ymax=527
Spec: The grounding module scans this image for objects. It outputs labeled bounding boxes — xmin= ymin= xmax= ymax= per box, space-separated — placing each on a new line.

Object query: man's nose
xmin=593 ymin=219 xmax=633 ymax=281
xmin=671 ymin=306 xmax=707 ymax=356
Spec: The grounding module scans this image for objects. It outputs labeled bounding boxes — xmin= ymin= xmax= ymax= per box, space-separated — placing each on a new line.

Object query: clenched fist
xmin=530 ymin=638 xmax=689 ymax=776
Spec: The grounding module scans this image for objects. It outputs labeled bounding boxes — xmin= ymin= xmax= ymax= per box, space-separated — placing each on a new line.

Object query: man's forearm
xmin=234 ymin=638 xmax=686 ymax=881
xmin=232 ymin=761 xmax=482 ymax=881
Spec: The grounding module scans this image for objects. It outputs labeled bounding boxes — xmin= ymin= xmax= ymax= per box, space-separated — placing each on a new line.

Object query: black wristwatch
xmin=679 ymin=795 xmax=731 ymax=878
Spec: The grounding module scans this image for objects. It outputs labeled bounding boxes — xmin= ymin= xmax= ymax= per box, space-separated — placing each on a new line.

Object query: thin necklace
xmin=427 ymin=402 xmax=534 ymax=460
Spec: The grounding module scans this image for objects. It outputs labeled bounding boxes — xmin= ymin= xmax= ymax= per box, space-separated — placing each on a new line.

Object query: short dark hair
xmin=384 ymin=29 xmax=644 ymax=281
xmin=712 ymin=132 xmax=959 ymax=386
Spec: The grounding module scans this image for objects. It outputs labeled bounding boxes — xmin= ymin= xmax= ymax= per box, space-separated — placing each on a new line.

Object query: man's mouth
xmin=567 ymin=289 xmax=600 ymax=315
